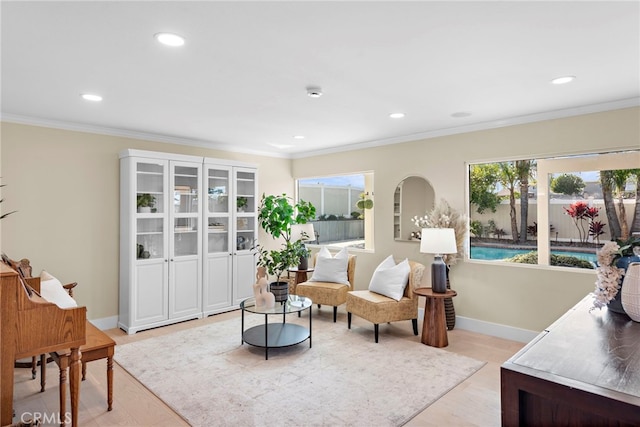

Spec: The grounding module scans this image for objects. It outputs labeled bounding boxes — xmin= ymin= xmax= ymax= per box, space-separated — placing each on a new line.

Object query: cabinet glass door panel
xmin=207 ymin=216 xmax=229 ymax=253
xmin=136 ymin=161 xmax=165 ymax=214
xmin=173 ymin=165 xmax=199 ymax=214
xmin=234 ymin=168 xmax=257 ymax=252
xmin=207 ymin=168 xmax=230 ymax=213
xmin=173 ymin=217 xmax=199 ymax=256
xmin=235 ymin=170 xmax=256 ymax=213
xmin=136 ymin=218 xmax=164 ymax=259
xmin=235 ymin=217 xmax=255 ymax=251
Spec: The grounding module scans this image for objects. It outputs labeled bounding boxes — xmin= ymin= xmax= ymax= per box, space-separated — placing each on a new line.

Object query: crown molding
xmin=0 ymin=114 xmax=290 ymax=159
xmin=2 ymin=97 xmax=638 ymax=160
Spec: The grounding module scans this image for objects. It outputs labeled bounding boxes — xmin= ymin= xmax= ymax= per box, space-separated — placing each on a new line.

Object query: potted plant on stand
xmin=137 ymin=193 xmax=155 ymax=213
xmin=257 ymin=193 xmax=316 ymax=302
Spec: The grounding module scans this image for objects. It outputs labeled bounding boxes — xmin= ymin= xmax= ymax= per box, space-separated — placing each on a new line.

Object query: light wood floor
xmin=12 ymin=308 xmax=524 ymax=426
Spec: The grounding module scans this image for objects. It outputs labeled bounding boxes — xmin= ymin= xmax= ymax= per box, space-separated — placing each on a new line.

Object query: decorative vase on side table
xmin=608 ymin=255 xmax=640 ymax=314
xmin=621 ymin=262 xmax=640 ymax=321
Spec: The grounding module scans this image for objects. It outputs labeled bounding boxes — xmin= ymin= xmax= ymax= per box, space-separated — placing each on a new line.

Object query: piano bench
xmin=47 ymin=321 xmax=116 ymax=423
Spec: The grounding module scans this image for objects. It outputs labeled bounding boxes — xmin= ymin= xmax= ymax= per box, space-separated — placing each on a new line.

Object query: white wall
xmin=2 ymin=107 xmax=638 ymax=333
xmin=293 ymin=107 xmax=640 ymax=332
xmin=0 ymin=122 xmax=293 ymax=320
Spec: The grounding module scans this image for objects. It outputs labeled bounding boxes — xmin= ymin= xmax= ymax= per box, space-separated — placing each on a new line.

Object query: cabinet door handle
xmin=164 ymin=259 xmax=168 ymax=262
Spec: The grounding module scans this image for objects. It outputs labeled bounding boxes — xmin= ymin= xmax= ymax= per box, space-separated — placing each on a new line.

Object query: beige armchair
xmin=296 ymin=253 xmax=356 ymax=322
xmin=346 ymin=260 xmax=425 ymax=342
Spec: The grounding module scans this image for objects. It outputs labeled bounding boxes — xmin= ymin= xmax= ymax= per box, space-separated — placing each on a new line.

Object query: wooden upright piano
xmin=1 ymin=263 xmax=86 ymax=427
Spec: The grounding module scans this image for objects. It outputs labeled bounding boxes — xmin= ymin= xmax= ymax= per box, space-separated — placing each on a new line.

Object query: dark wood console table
xmin=501 ymin=295 xmax=640 ymax=426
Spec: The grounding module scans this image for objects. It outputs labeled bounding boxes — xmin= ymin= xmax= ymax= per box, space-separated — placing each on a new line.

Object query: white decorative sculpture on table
xmin=254 ymin=266 xmax=275 ymax=308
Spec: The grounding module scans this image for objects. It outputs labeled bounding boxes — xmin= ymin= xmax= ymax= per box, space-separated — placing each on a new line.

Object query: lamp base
xmin=431 ymin=256 xmax=447 ymax=293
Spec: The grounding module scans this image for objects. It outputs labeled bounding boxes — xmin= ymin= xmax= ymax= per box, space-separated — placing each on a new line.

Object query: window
xmin=297 ymin=172 xmax=374 ymax=250
xmin=468 ymin=150 xmax=640 ymax=268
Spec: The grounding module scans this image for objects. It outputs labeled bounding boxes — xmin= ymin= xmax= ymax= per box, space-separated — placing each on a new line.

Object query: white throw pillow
xmin=368 ymin=256 xmax=410 ymax=301
xmin=309 ymin=247 xmax=349 ymax=284
xmin=39 ymin=270 xmax=78 ymax=309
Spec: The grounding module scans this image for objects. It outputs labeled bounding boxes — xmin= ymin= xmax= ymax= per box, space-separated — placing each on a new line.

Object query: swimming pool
xmin=470 ymin=246 xmax=597 ymax=263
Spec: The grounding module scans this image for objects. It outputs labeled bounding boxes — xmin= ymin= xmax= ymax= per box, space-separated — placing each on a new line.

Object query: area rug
xmin=114 ymin=314 xmax=485 ymax=427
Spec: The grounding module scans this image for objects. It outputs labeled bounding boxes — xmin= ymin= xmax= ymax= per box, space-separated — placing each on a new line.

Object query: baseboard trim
xmin=89 ymin=315 xmax=118 ymax=331
xmin=418 ymin=308 xmax=538 ymax=343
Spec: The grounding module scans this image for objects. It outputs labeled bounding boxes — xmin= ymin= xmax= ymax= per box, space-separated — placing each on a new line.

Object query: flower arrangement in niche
xmin=591 ymin=241 xmax=625 ymax=310
xmin=412 ymin=199 xmax=468 ymax=266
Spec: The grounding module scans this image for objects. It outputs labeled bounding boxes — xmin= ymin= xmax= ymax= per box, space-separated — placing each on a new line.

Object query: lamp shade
xmin=291 ymin=223 xmax=315 ymax=242
xmin=419 ymin=228 xmax=457 ymax=255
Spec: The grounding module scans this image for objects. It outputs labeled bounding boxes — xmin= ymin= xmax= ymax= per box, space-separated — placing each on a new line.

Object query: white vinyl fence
xmin=470 ymin=199 xmax=636 ymax=243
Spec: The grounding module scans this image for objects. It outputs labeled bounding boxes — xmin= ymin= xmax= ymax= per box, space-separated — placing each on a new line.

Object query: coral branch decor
xmin=591 ymin=241 xmax=625 ymax=310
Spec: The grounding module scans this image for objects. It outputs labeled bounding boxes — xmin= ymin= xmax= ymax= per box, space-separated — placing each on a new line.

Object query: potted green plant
xmin=237 ymin=196 xmax=248 ymax=212
xmin=257 ymin=193 xmax=315 ymax=301
xmin=136 ymin=193 xmax=155 ymax=213
xmin=0 ymin=180 xmax=17 ymax=220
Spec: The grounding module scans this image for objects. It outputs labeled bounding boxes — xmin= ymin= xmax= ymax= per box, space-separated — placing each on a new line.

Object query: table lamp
xmin=291 ymin=223 xmax=315 ymax=270
xmin=420 ymin=228 xmax=457 ymax=293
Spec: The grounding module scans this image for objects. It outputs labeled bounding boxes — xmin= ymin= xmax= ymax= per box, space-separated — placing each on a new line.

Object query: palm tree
xmin=498 ymin=162 xmax=519 ymax=243
xmin=600 ymin=170 xmax=622 ymax=240
xmin=630 ymin=170 xmax=640 ymax=235
xmin=611 ymin=170 xmax=632 ymax=240
xmin=516 ymin=160 xmax=535 ymax=244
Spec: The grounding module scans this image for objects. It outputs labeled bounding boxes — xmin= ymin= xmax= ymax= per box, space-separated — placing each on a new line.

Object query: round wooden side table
xmin=413 ymin=287 xmax=457 ymax=347
xmin=288 ymin=267 xmax=314 ymax=286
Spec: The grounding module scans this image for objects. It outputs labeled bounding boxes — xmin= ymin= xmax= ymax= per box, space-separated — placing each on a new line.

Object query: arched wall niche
xmin=393 ymin=175 xmax=435 ymax=241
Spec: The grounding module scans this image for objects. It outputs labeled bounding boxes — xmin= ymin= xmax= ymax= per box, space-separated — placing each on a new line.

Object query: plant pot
xmin=609 ymin=255 xmax=640 ymax=315
xmin=270 ymin=281 xmax=289 ymax=302
xmin=138 ymin=206 xmax=151 ymax=213
xmin=298 ymin=256 xmax=309 ymax=271
xmin=621 ymin=262 xmax=640 ymax=322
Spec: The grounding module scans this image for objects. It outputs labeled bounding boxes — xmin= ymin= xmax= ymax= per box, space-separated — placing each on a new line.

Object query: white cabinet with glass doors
xmin=119 ymin=149 xmax=203 ymax=334
xmin=203 ymin=160 xmax=258 ymax=315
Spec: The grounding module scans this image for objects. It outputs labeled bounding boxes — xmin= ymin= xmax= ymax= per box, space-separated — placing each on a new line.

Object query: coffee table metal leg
xmin=309 ymin=306 xmax=312 ymax=348
xmin=264 ymin=314 xmax=269 ymax=360
xmin=241 ymin=308 xmax=245 ymax=345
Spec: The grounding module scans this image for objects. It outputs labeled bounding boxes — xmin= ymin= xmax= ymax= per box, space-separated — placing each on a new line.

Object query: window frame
xmin=296 ymin=171 xmax=375 ymax=251
xmin=466 ymin=150 xmax=640 ymax=268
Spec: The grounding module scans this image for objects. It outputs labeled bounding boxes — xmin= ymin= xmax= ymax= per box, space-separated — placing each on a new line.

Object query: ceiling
xmin=2 ymin=1 xmax=639 ymax=158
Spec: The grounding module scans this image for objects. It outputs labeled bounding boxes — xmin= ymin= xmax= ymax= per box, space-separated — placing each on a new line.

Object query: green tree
xmin=611 ymin=169 xmax=636 ymax=240
xmin=498 ymin=162 xmax=519 ymax=243
xmin=631 ymin=170 xmax=640 ymax=235
xmin=469 ymin=164 xmax=501 ymax=214
xmin=516 ymin=160 xmax=535 ymax=244
xmin=551 ymin=173 xmax=585 ymax=196
xmin=600 ymin=170 xmax=622 ymax=240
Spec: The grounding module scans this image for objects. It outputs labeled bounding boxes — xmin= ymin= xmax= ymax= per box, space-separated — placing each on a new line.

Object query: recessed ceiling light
xmin=389 ymin=113 xmax=405 ymax=119
xmin=269 ymin=143 xmax=294 ymax=149
xmin=81 ymin=93 xmax=103 ymax=102
xmin=293 ymin=135 xmax=305 ymax=139
xmin=306 ymin=86 xmax=323 ymax=98
xmin=451 ymin=112 xmax=472 ymax=118
xmin=551 ymin=75 xmax=576 ymax=85
xmin=154 ymin=32 xmax=185 ymax=47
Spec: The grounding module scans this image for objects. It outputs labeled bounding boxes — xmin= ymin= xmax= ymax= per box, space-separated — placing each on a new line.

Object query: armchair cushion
xmin=39 ymin=271 xmax=77 ymax=309
xmin=308 ymin=247 xmax=349 ymax=284
xmin=368 ymin=256 xmax=410 ymax=301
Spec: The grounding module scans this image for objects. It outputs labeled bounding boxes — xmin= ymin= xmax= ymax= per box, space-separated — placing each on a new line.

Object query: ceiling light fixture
xmin=268 ymin=143 xmax=294 ymax=149
xmin=551 ymin=75 xmax=576 ymax=85
xmin=293 ymin=135 xmax=305 ymax=139
xmin=306 ymin=86 xmax=323 ymax=98
xmin=154 ymin=32 xmax=185 ymax=47
xmin=389 ymin=113 xmax=405 ymax=119
xmin=81 ymin=93 xmax=103 ymax=102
